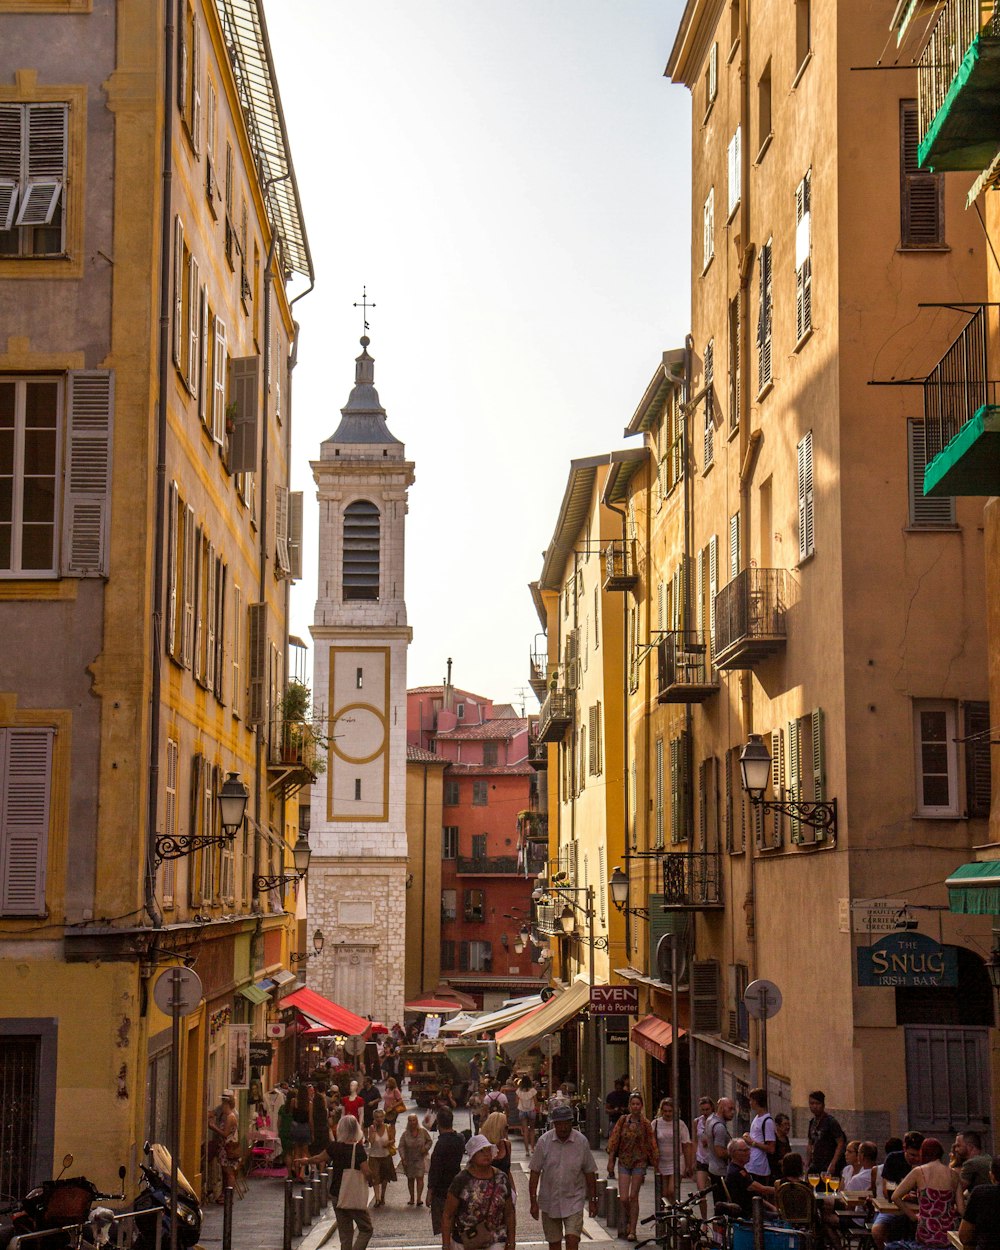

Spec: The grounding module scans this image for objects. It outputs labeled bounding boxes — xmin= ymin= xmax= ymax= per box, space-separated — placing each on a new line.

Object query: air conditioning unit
xmin=266 ymin=1023 xmax=286 ymax=1039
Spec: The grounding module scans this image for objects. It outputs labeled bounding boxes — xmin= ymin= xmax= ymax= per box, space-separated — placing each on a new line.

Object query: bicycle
xmin=635 ymin=1186 xmax=731 ymax=1250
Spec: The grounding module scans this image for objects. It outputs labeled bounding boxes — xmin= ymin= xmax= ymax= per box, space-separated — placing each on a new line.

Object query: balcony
xmin=659 ymin=852 xmax=724 ymax=910
xmin=529 ymin=649 xmax=549 ymax=701
xmin=517 ymin=810 xmax=549 ymax=842
xmin=712 ymin=568 xmax=789 ymax=670
xmin=917 ymin=0 xmax=1000 ymax=171
xmin=537 ymin=689 xmax=574 ymax=742
xmin=534 ymin=901 xmax=561 ymax=937
xmin=656 ymin=631 xmax=719 ymax=703
xmin=528 ymin=739 xmax=549 ymax=771
xmin=923 ymin=304 xmax=1000 ymax=496
xmin=267 ymin=719 xmax=319 ymax=801
xmin=603 ymin=539 xmax=638 ymax=591
xmin=456 ymin=855 xmax=521 ymax=875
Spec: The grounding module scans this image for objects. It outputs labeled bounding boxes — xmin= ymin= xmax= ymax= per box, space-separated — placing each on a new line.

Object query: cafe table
xmin=947 ymin=1234 xmax=963 ymax=1250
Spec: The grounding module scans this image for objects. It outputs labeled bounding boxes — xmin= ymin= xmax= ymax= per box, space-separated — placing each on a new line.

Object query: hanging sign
xmin=856 ymin=931 xmax=957 ymax=988
xmin=589 ymin=986 xmax=639 ymax=1015
xmin=249 ymin=1041 xmax=274 ymax=1067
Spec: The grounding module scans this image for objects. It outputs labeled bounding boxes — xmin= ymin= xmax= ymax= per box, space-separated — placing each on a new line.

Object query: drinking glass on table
xmin=827 ymin=1176 xmax=840 ymax=1194
xmin=808 ymin=1175 xmax=820 ymax=1192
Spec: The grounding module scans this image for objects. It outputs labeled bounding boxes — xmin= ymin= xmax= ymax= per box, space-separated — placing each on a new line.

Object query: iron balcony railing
xmin=534 ymin=901 xmax=561 ymax=936
xmin=924 ymin=305 xmax=1000 ymax=460
xmin=656 ymin=630 xmax=719 ymax=703
xmin=456 ymin=855 xmax=521 ymax=875
xmin=537 ymin=689 xmax=574 ymax=742
xmin=918 ymin=0 xmax=1000 ymax=157
xmin=529 ymin=649 xmax=549 ymax=699
xmin=603 ymin=539 xmax=638 ymax=591
xmin=712 ymin=568 xmax=789 ymax=669
xmin=659 ymin=851 xmax=724 ymax=910
xmin=528 ymin=739 xmax=549 ymax=770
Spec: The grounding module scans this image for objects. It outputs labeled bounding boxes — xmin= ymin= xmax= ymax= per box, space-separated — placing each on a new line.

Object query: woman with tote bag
xmin=308 ymin=1115 xmax=373 ymax=1250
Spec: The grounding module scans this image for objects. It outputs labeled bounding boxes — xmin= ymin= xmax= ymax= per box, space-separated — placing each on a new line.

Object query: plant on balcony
xmin=279 ymin=680 xmax=327 ymax=776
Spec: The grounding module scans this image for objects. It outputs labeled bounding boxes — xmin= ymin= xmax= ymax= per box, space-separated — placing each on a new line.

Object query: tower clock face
xmin=332 ymin=704 xmax=386 ymax=763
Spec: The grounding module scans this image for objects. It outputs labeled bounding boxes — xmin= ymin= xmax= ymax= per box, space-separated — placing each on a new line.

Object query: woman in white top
xmin=840 ymin=1141 xmax=861 ymax=1189
xmin=652 ymin=1098 xmax=693 ymax=1203
xmin=515 ymin=1077 xmax=539 ymax=1152
xmin=692 ymin=1096 xmax=716 ymax=1219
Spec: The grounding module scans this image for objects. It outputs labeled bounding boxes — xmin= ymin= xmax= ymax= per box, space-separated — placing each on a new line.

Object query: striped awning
xmin=946 ymin=861 xmax=1000 ymax=914
xmin=631 ymin=1015 xmax=685 ymax=1065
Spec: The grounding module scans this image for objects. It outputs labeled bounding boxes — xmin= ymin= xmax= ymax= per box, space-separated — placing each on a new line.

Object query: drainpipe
xmin=144 ymin=0 xmax=176 ymax=932
xmin=603 ymin=489 xmax=632 ymax=960
xmin=421 ymin=763 xmax=429 ymax=991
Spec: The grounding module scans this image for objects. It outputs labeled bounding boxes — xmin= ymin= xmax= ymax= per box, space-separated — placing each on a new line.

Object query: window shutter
xmin=161 ymin=737 xmax=178 ymax=902
xmin=757 ymin=241 xmax=772 ymax=389
xmin=709 ymin=43 xmax=718 ymax=105
xmin=900 ymin=99 xmax=943 ymax=247
xmin=191 ymin=16 xmax=202 ymax=152
xmin=177 ymin=4 xmax=189 ymax=115
xmin=214 ymin=558 xmax=226 ymax=701
xmin=16 ymin=104 xmax=66 ymax=227
xmin=198 ymin=287 xmax=209 ymax=423
xmin=588 ymin=704 xmax=598 ymax=775
xmin=166 ymin=482 xmax=179 ymax=656
xmin=0 ymin=728 xmax=52 ymax=915
xmin=274 ymin=484 xmax=291 ymax=575
xmin=187 ymin=255 xmax=199 ymax=391
xmin=727 ymin=126 xmax=741 ymax=217
xmin=212 ymin=316 xmax=227 ymax=443
xmin=62 ymin=371 xmax=114 ymax=577
xmin=703 ymin=187 xmax=714 ymax=268
xmin=459 ymin=941 xmax=470 ymax=972
xmin=964 ymin=701 xmax=991 ymax=818
xmin=797 ymin=431 xmax=814 ymax=558
xmin=691 ymin=958 xmax=721 ymax=1033
xmin=0 ymin=105 xmax=22 ymax=229
xmin=288 ymin=491 xmax=303 ymax=580
xmin=698 ymin=759 xmax=709 ymax=848
xmin=172 ymin=217 xmax=184 ymax=367
xmin=192 ymin=526 xmax=204 ymax=682
xmin=907 ymin=418 xmax=955 ymax=526
xmin=728 ymin=296 xmax=741 ymax=432
xmin=187 ymin=754 xmax=203 ymax=907
xmin=729 ymin=512 xmax=740 ymax=581
xmin=205 ymin=542 xmax=216 ymax=691
xmin=246 ymin=601 xmax=266 ymax=725
xmin=228 ymin=355 xmax=259 ymax=473
xmin=770 ymin=729 xmax=784 ymax=846
xmin=795 ymin=171 xmax=812 ymax=342
xmin=708 ymin=534 xmax=718 ymax=647
xmin=724 ymin=744 xmax=734 ymax=851
xmin=182 ymin=505 xmax=195 ymax=668
xmin=811 ymin=708 xmax=827 ymax=839
xmin=655 ymin=737 xmax=665 ymax=847
xmin=696 ymin=548 xmax=705 ymax=634
xmin=788 ymin=719 xmax=802 ymax=842
xmin=232 ymin=584 xmax=242 ymax=719
xmin=704 ymin=340 xmax=715 ymax=468
xmin=670 ymin=736 xmax=680 ymax=843
xmin=672 ymin=567 xmax=683 ymax=632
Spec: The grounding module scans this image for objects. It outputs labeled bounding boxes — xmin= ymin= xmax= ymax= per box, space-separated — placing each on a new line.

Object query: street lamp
xmin=513 ymin=925 xmax=530 ymax=956
xmin=609 ymin=866 xmax=650 ymax=919
xmin=290 ymin=928 xmax=325 ymax=965
xmin=254 ymin=831 xmax=312 ymax=892
xmin=738 ymin=734 xmax=838 ymax=837
xmin=155 ymin=771 xmax=248 ymax=864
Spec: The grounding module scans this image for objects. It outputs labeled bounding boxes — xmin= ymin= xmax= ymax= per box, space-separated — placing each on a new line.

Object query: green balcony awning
xmin=923 ymin=405 xmax=1000 ymax=497
xmin=946 ymin=861 xmax=1000 ymax=914
xmin=239 ymin=983 xmax=272 ymax=1005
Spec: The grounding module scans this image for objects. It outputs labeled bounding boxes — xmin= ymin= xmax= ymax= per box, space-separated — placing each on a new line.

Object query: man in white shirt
xmin=745 ymin=1088 xmax=776 ymax=1185
xmin=530 ymin=1105 xmax=598 ymax=1250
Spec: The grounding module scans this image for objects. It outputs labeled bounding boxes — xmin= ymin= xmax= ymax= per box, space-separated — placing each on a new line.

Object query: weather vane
xmin=353 ymin=286 xmax=375 ymax=335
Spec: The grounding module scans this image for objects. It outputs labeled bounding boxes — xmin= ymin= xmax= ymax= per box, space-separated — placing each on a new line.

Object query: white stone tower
xmin=308 ymin=334 xmax=413 ymax=1025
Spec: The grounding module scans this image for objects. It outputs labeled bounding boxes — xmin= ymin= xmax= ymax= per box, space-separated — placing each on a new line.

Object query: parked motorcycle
xmin=0 ymin=1155 xmax=126 ymax=1250
xmin=129 ymin=1144 xmax=201 ymax=1250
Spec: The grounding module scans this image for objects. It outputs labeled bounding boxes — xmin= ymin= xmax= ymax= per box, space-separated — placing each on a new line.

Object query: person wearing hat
xmin=441 ymin=1133 xmax=515 ymax=1250
xmin=529 ymin=1102 xmax=598 ymax=1250
xmin=207 ymin=1091 xmax=240 ymax=1201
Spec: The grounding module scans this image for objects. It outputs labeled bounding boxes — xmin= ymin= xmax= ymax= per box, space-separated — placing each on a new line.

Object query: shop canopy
xmin=283 ymin=986 xmax=371 ymax=1038
xmin=439 ymin=1012 xmax=484 ymax=1034
xmin=631 ymin=1015 xmax=686 ymax=1065
xmin=460 ymin=996 xmax=544 ymax=1037
xmin=495 ymin=981 xmax=593 ymax=1058
xmin=946 ymin=861 xmax=1000 ymax=914
xmin=239 ymin=983 xmax=271 ymax=1005
xmin=404 ymin=996 xmax=467 ymax=1014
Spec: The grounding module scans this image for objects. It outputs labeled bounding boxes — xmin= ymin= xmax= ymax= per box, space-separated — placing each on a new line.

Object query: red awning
xmin=404 ymin=996 xmax=466 ymax=1013
xmin=631 ymin=1015 xmax=686 ymax=1064
xmin=283 ymin=986 xmax=372 ymax=1038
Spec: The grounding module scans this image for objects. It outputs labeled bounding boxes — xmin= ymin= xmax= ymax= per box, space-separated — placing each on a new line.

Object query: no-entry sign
xmin=589 ymin=985 xmax=639 ymax=1015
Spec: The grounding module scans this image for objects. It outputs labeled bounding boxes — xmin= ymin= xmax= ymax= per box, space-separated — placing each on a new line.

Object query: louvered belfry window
xmin=0 ymin=102 xmax=67 ymax=256
xmin=342 ymin=499 xmax=380 ymax=601
xmin=900 ymin=99 xmax=944 ymax=248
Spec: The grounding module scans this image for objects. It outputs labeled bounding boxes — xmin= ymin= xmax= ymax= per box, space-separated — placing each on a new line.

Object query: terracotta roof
xmin=490 ymin=704 xmax=518 ymax=719
xmin=435 ymin=718 xmax=526 ymax=741
xmin=408 ymin=685 xmax=488 ymax=701
xmin=407 ymin=744 xmax=447 ymax=764
xmin=443 ymin=762 xmax=534 ymax=776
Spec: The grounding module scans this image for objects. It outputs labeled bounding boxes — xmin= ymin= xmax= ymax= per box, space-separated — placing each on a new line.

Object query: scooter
xmin=129 ymin=1144 xmax=201 ymax=1250
xmin=0 ymin=1155 xmax=126 ymax=1250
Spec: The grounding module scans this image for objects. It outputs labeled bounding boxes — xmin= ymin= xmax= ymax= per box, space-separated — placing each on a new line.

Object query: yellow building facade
xmin=0 ymin=0 xmax=312 ymax=1196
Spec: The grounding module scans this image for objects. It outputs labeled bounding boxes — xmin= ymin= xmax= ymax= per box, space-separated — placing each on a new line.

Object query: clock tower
xmin=308 ymin=335 xmax=413 ymax=1025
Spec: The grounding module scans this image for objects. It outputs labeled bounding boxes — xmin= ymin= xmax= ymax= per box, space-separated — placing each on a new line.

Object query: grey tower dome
xmin=325 ymin=335 xmax=402 ymax=449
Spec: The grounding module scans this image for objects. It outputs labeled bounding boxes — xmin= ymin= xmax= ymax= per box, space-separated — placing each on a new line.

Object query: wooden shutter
xmin=0 ymin=727 xmax=52 ymax=915
xmin=724 ymin=745 xmax=734 ymax=851
xmin=797 ymin=431 xmax=814 ymax=558
xmin=166 ymin=481 xmax=179 ymax=657
xmin=708 ymin=534 xmax=718 ymax=647
xmin=900 ymin=99 xmax=943 ymax=247
xmin=588 ymin=704 xmax=598 ymax=775
xmin=459 ymin=941 xmax=470 ymax=972
xmin=186 ymin=255 xmax=199 ymax=391
xmin=811 ymin=708 xmax=827 ymax=840
xmin=788 ymin=719 xmax=802 ymax=843
xmin=964 ymin=701 xmax=991 ymax=819
xmin=704 ymin=339 xmax=715 ymax=468
xmin=703 ymin=187 xmax=714 ymax=269
xmin=795 ymin=171 xmax=812 ymax=341
xmin=757 ymin=240 xmax=772 ymax=389
xmin=191 ymin=14 xmax=202 ymax=151
xmin=907 ymin=418 xmax=955 ymax=526
xmin=729 ymin=512 xmax=740 ymax=581
xmin=212 ymin=316 xmax=227 ymax=443
xmin=655 ymin=737 xmax=665 ymax=847
xmin=205 ymin=542 xmax=216 ymax=691
xmin=232 ymin=583 xmax=242 ymax=719
xmin=192 ymin=526 xmax=204 ymax=681
xmin=172 ymin=217 xmax=184 ymax=367
xmin=246 ymin=602 xmax=266 ymax=725
xmin=62 ymin=371 xmax=113 ymax=577
xmin=728 ymin=296 xmax=741 ymax=432
xmin=161 ymin=737 xmax=178 ymax=903
xmin=696 ymin=548 xmax=705 ymax=634
xmin=0 ymin=105 xmax=22 ymax=229
xmin=182 ymin=505 xmax=194 ymax=668
xmin=177 ymin=0 xmax=189 ymax=113
xmin=187 ymin=753 xmax=203 ymax=906
xmin=708 ymin=43 xmax=718 ymax=106
xmin=16 ymin=104 xmax=66 ymax=227
xmin=288 ymin=491 xmax=303 ymax=581
xmin=228 ymin=355 xmax=259 ymax=473
xmin=274 ymin=484 xmax=291 ymax=575
xmin=770 ymin=729 xmax=784 ymax=847
xmin=198 ymin=287 xmax=209 ymax=423
xmin=213 ymin=558 xmax=225 ymax=701
xmin=691 ymin=958 xmax=721 ymax=1033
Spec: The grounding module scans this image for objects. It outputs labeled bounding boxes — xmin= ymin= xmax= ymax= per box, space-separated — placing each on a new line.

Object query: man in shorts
xmin=529 ymin=1104 xmax=598 ymax=1250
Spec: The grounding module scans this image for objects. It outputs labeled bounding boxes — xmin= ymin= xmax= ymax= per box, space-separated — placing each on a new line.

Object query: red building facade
xmin=407 ymin=682 xmax=547 ymax=1009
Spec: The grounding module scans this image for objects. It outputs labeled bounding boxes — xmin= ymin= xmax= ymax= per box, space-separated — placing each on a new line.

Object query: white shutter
xmin=0 ymin=105 xmax=21 ymax=229
xmin=162 ymin=737 xmax=178 ymax=903
xmin=655 ymin=737 xmax=665 ymax=847
xmin=908 ymin=418 xmax=955 ymax=527
xmin=788 ymin=719 xmax=802 ymax=843
xmin=166 ymin=481 xmax=178 ymax=656
xmin=729 ymin=512 xmax=740 ymax=581
xmin=15 ymin=104 xmax=65 ymax=227
xmin=192 ymin=525 xmax=203 ymax=681
xmin=205 ymin=541 xmax=216 ymax=691
xmin=198 ymin=287 xmax=209 ymax=424
xmin=274 ymin=484 xmax=290 ymax=574
xmin=727 ymin=126 xmax=741 ymax=217
xmin=212 ymin=316 xmax=227 ymax=442
xmin=795 ymin=171 xmax=812 ymax=341
xmin=0 ymin=727 xmax=52 ymax=916
xmin=191 ymin=17 xmax=202 ymax=153
xmin=62 ymin=371 xmax=113 ymax=577
xmin=172 ymin=217 xmax=184 ymax=367
xmin=213 ymin=558 xmax=226 ymax=701
xmin=696 ymin=548 xmax=705 ymax=635
xmin=703 ymin=187 xmax=714 ymax=269
xmin=797 ymin=431 xmax=814 ymax=558
xmin=709 ymin=43 xmax=718 ymax=104
xmin=288 ymin=491 xmax=303 ymax=580
xmin=708 ymin=534 xmax=718 ymax=645
xmin=770 ymin=728 xmax=785 ymax=846
xmin=182 ymin=505 xmax=195 ymax=668
xmin=187 ymin=254 xmax=199 ymax=392
xmin=228 ymin=356 xmax=259 ymax=473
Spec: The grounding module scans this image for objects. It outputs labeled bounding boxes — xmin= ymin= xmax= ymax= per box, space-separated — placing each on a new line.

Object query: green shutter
xmin=648 ymin=897 xmax=690 ymax=981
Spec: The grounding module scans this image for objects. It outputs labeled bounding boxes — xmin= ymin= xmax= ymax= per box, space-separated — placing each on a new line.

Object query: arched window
xmin=343 ymin=500 xmax=380 ymax=601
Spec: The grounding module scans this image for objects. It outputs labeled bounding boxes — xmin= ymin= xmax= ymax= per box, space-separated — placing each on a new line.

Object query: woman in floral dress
xmin=441 ymin=1135 xmax=515 ymax=1250
xmin=607 ymin=1094 xmax=657 ymax=1241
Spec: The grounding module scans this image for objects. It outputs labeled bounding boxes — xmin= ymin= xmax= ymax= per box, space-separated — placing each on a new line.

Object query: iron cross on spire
xmin=353 ymin=286 xmax=376 ymax=334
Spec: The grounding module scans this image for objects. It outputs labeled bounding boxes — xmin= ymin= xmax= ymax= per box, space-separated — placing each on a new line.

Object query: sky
xmin=266 ymin=1 xmax=692 ymax=712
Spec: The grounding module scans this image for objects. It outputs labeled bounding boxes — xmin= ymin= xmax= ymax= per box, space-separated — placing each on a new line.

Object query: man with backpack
xmin=745 ymin=1087 xmax=776 ymax=1185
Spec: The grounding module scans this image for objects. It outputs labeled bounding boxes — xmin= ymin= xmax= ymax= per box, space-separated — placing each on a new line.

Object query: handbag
xmin=336 ymin=1144 xmax=371 ymax=1210
xmin=458 ymin=1176 xmax=499 ymax=1250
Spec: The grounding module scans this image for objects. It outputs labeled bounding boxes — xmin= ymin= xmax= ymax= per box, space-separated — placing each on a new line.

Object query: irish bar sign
xmin=856 ymin=931 xmax=957 ymax=988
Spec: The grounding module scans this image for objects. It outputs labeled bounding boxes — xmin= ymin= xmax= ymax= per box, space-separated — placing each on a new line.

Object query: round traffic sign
xmin=153 ymin=966 xmax=203 ymax=1016
xmin=343 ymin=1033 xmax=367 ymax=1056
xmin=743 ymin=978 xmax=782 ymax=1020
